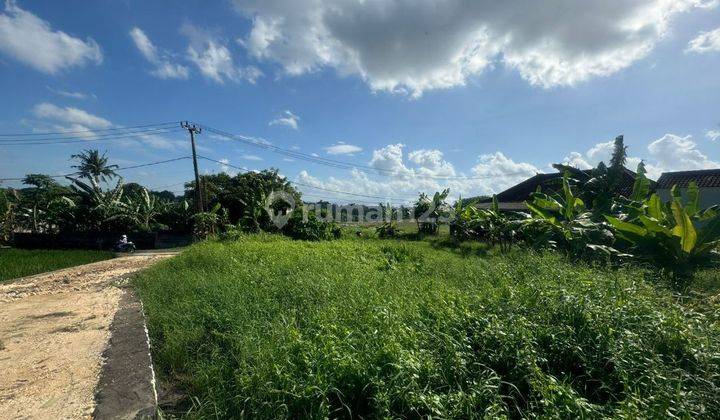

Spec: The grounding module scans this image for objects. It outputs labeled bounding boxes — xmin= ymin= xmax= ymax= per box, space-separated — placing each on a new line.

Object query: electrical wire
xmin=0 ymin=121 xmax=179 ymax=137
xmin=0 ymin=156 xmax=191 ymax=182
xmin=0 ymin=127 xmax=184 ymax=145
xmin=197 ymin=123 xmax=536 ymax=181
xmin=197 ymin=155 xmax=412 ymax=203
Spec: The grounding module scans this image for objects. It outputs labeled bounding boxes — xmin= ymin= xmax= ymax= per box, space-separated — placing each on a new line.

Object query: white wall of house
xmin=657 ymin=187 xmax=720 ymax=209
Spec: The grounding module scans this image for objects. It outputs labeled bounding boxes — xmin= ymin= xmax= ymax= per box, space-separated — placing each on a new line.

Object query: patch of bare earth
xmin=0 ymin=251 xmax=176 ymax=419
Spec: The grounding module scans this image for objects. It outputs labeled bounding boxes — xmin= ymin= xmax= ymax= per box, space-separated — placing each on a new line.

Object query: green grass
xmin=134 ymin=235 xmax=720 ymax=418
xmin=0 ymin=248 xmax=114 ymax=282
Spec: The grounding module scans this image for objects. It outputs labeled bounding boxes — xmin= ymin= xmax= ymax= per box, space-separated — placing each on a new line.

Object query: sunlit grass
xmin=135 ymin=235 xmax=720 ymax=418
xmin=0 ymin=248 xmax=114 ymax=282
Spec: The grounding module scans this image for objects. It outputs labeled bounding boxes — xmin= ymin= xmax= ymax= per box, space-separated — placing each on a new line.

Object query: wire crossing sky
xmin=0 ymin=1 xmax=719 ymax=202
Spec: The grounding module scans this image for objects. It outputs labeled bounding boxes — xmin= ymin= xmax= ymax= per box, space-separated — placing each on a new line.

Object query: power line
xmin=0 ymin=121 xmax=179 ymax=137
xmin=0 ymin=156 xmax=191 ymax=182
xmin=197 ymin=123 xmax=534 ymax=181
xmin=0 ymin=127 xmax=184 ymax=145
xmin=197 ymin=155 xmax=413 ymax=203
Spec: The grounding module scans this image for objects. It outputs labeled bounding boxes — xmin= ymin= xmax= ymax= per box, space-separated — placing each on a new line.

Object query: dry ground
xmin=0 ymin=251 xmax=177 ymax=419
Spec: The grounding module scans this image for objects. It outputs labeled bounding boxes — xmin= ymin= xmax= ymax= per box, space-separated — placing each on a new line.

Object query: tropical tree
xmin=71 ymin=149 xmax=119 ymax=184
xmin=451 ymin=196 xmax=518 ymax=251
xmin=114 ymin=187 xmax=166 ymax=232
xmin=376 ymin=202 xmax=398 ymax=238
xmin=17 ymin=174 xmax=69 ymax=232
xmin=414 ymin=189 xmax=450 ymax=234
xmin=66 ymin=176 xmax=124 ymax=232
xmin=0 ymin=188 xmax=19 ymax=243
xmin=186 ymin=169 xmax=300 ymax=231
xmin=521 ymin=171 xmax=617 ymax=257
xmin=606 ymin=181 xmax=720 ymax=276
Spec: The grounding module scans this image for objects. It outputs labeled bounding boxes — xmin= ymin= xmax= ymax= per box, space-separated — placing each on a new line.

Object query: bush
xmin=282 ymin=211 xmax=341 ymax=241
xmin=375 ymin=222 xmax=397 ymax=238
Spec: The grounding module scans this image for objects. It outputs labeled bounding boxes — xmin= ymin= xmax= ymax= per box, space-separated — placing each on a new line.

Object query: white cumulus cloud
xmin=324 ymin=141 xmax=362 ymax=155
xmin=29 ymin=102 xmax=182 ymax=150
xmin=33 ymin=102 xmax=111 ymax=128
xmin=295 ymin=143 xmax=542 ymax=203
xmin=0 ymin=0 xmax=102 ymax=74
xmin=687 ymin=27 xmax=720 ymax=53
xmin=183 ymin=24 xmax=262 ymax=84
xmin=129 ymin=27 xmax=189 ymax=79
xmin=706 ymin=129 xmax=720 ymax=141
xmin=563 ymin=133 xmax=719 ymax=179
xmin=269 ymin=110 xmax=300 ymax=129
xmin=233 ymin=0 xmax=713 ymax=97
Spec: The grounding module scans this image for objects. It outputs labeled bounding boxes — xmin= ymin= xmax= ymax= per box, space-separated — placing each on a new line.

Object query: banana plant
xmin=522 ymin=171 xmax=617 ymax=257
xmin=606 ymin=181 xmax=720 ymax=270
xmin=414 ymin=189 xmax=450 ymax=234
xmin=112 ymin=187 xmax=165 ymax=232
xmin=192 ymin=202 xmax=224 ymax=239
xmin=376 ymin=202 xmax=398 ymax=238
xmin=451 ymin=195 xmax=517 ymax=250
xmin=67 ymin=176 xmax=125 ymax=231
xmin=0 ymin=188 xmax=19 ymax=243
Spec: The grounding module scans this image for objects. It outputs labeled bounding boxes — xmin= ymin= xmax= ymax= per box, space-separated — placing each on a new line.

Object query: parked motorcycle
xmin=114 ymin=241 xmax=136 ymax=253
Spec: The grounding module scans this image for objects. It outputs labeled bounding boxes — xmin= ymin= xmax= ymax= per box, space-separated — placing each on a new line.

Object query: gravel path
xmin=0 ymin=251 xmax=177 ymax=419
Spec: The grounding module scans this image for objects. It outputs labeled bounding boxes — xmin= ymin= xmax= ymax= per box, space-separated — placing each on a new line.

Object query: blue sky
xmin=1 ymin=0 xmax=719 ymax=203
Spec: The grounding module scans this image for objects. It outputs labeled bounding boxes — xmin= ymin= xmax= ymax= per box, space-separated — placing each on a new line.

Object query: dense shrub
xmin=282 ymin=211 xmax=341 ymax=241
xmin=135 ymin=237 xmax=720 ymax=418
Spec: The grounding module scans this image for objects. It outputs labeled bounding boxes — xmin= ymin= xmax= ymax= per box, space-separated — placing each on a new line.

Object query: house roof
xmin=656 ymin=169 xmax=720 ymax=189
xmin=476 ymin=201 xmax=528 ymax=210
xmin=491 ymin=167 xmax=650 ymax=203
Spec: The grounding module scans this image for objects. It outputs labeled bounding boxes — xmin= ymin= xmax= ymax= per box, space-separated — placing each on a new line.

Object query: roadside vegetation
xmin=135 ymin=235 xmax=720 ymax=418
xmin=4 ymin=137 xmax=719 ymax=417
xmin=0 ymin=248 xmax=114 ymax=282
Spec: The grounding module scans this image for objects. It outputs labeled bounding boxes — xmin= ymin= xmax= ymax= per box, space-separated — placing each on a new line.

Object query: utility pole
xmin=181 ymin=121 xmax=204 ymax=213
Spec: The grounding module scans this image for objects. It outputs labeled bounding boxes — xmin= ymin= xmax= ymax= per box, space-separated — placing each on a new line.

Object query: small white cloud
xmin=561 ymin=151 xmax=593 ymax=169
xmin=324 ymin=142 xmax=363 ymax=155
xmin=687 ymin=27 xmax=720 ymax=53
xmin=0 ymin=1 xmax=102 ymax=74
xmin=183 ymin=24 xmax=261 ymax=84
xmin=129 ymin=27 xmax=189 ymax=79
xmin=46 ymin=86 xmax=95 ymax=100
xmin=706 ymin=129 xmax=720 ymax=141
xmin=241 ymin=154 xmax=263 ymax=161
xmin=32 ymin=102 xmax=110 ymax=128
xmin=269 ymin=110 xmax=300 ymax=130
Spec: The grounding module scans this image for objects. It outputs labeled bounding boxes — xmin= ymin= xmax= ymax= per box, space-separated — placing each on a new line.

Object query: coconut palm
xmin=71 ymin=149 xmax=119 ymax=184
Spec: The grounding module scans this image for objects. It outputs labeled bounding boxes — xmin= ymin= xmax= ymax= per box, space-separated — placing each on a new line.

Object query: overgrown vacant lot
xmin=0 ymin=248 xmax=114 ymax=282
xmin=134 ymin=235 xmax=720 ymax=418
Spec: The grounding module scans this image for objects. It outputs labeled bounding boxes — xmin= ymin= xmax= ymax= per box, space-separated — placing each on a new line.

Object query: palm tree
xmin=71 ymin=149 xmax=119 ymax=184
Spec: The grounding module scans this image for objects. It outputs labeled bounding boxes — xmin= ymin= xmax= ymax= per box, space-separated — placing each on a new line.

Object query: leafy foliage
xmin=451 ymin=196 xmax=518 ymax=251
xmin=606 ymin=182 xmax=720 ymax=276
xmin=70 ymin=149 xmax=119 ymax=184
xmin=521 ymin=171 xmax=617 ymax=258
xmin=282 ymin=210 xmax=342 ymax=241
xmin=414 ymin=188 xmax=450 ymax=235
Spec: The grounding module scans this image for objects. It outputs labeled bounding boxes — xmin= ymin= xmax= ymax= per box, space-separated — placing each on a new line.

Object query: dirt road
xmin=0 ymin=251 xmax=177 ymax=419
